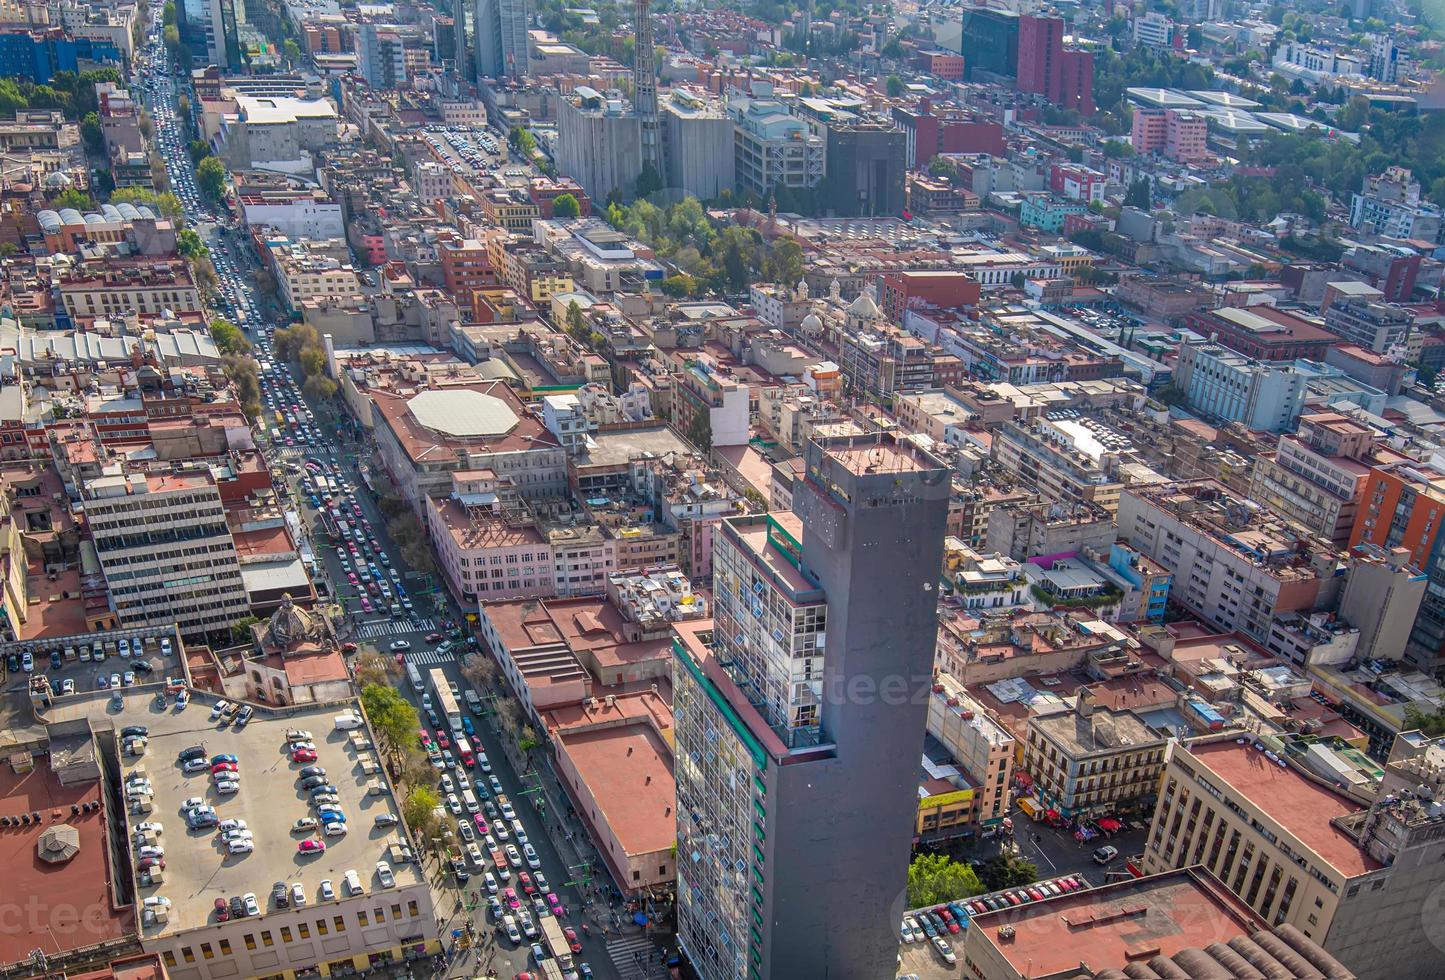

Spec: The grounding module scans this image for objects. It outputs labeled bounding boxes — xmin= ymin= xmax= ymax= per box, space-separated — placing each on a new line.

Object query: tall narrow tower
xmin=633 ymin=0 xmax=663 ymax=180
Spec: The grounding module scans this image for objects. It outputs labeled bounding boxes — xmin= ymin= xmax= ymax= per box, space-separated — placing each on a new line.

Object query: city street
xmin=132 ymin=33 xmax=660 ymax=978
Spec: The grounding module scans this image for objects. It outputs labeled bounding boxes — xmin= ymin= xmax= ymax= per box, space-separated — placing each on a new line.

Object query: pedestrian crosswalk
xmin=355 ymin=617 xmax=438 ymax=639
xmin=403 ymin=647 xmax=457 ymax=667
xmin=604 ymin=935 xmax=669 ymax=980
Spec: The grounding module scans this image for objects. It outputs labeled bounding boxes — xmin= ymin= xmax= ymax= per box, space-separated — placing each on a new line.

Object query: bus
xmin=541 ymin=917 xmax=574 ymax=971
xmin=429 ymin=668 xmax=462 ymax=730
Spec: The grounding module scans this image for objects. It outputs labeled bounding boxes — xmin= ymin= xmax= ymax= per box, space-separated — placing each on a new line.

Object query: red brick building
xmin=1016 ymin=15 xmax=1094 ymax=115
xmin=878 ymin=271 xmax=982 ymax=322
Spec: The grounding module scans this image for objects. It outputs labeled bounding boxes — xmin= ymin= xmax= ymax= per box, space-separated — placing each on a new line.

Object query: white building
xmin=239 ymin=191 xmax=344 ymax=239
xmin=84 ymin=465 xmax=250 ymax=642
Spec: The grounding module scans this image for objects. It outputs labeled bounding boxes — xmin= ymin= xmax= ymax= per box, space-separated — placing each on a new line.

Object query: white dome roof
xmin=847 ymin=292 xmax=880 ymax=318
xmin=800 ymin=312 xmax=823 ymax=332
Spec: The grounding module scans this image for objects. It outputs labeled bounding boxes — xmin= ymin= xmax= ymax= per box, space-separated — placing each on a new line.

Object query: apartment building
xmin=275 ymin=250 xmax=363 ymax=311
xmin=927 ymin=671 xmax=1015 ymax=831
xmin=992 ymin=416 xmax=1129 ymax=515
xmin=1322 ymin=296 xmax=1413 ymax=355
xmin=1022 ymin=688 xmax=1168 ymax=818
xmin=84 ymin=464 xmax=249 ymax=642
xmin=1349 ymin=166 xmax=1442 ymax=242
xmin=1142 ymin=732 xmax=1445 ymax=976
xmin=58 ymin=262 xmax=202 ymax=318
xmin=1349 ymin=458 xmax=1445 ymax=570
xmin=731 ymin=97 xmax=825 ymax=198
xmin=1248 ymin=412 xmax=1376 ymax=547
xmin=1117 ymin=481 xmax=1342 ymax=645
xmin=424 ymin=496 xmax=553 ymax=606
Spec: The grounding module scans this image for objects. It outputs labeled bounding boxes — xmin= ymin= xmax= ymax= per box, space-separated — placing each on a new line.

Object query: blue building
xmin=0 ymin=30 xmax=121 ymax=82
xmin=1105 ymin=542 xmax=1172 ymax=622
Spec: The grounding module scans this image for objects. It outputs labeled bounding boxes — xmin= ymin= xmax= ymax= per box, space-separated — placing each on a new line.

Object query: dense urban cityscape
xmin=0 ymin=0 xmax=1441 ymax=977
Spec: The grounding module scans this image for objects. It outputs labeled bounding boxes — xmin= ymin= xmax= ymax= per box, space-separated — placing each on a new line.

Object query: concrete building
xmin=555 ymin=87 xmax=642 ymax=204
xmin=1349 ymin=166 xmax=1441 ymax=242
xmin=84 ymin=464 xmax=250 ymax=643
xmin=1338 ymin=543 xmax=1425 ymax=662
xmin=238 ymin=188 xmax=343 ymax=240
xmin=225 ymin=95 xmax=339 ymax=174
xmin=661 ymin=88 xmax=735 ymax=201
xmin=1322 ymin=296 xmax=1413 ymax=355
xmin=1016 ymin=14 xmax=1094 ymax=114
xmin=357 ymin=23 xmax=406 ymax=90
xmin=959 ymin=868 xmax=1354 ymax=980
xmin=992 ymin=415 xmax=1130 ymax=515
xmin=822 ymin=121 xmax=906 ymax=217
xmin=1132 ymin=10 xmax=1175 ymax=48
xmin=1248 ymin=412 xmax=1376 ymax=547
xmin=1117 ymin=481 xmax=1341 ymax=645
xmin=960 ymin=8 xmax=1018 ymax=80
xmin=927 ymin=670 xmax=1015 ymax=831
xmin=1142 ymin=732 xmax=1445 ymax=977
xmin=673 ymin=434 xmax=950 ymax=980
xmin=275 ymin=249 xmax=361 ymax=311
xmin=474 ymin=0 xmax=527 ymax=77
xmin=1349 ymin=459 xmax=1445 ymax=570
xmin=1174 ymin=340 xmax=1308 ymax=433
xmin=731 ymin=97 xmax=825 ymax=198
xmin=1130 ymin=106 xmax=1208 ymax=164
xmin=1022 ymin=687 xmax=1169 ymax=819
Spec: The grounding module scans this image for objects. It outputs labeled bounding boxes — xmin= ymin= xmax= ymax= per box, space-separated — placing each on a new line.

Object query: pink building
xmin=1131 ymin=107 xmax=1209 ymax=164
xmin=425 ymin=486 xmax=554 ymax=606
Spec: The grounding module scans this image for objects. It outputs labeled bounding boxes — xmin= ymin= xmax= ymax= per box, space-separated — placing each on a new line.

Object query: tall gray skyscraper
xmin=475 ymin=0 xmax=529 ymax=79
xmin=673 ymin=433 xmax=950 ymax=979
xmin=633 ymin=0 xmax=662 ymax=178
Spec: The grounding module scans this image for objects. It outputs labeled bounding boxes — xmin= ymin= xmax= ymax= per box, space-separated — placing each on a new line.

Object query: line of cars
xmin=901 ymin=875 xmax=1091 ymax=964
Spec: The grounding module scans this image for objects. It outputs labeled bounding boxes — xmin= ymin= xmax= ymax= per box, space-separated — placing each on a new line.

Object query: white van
xmin=461 ymin=789 xmax=480 ymax=814
xmin=334 ymin=713 xmax=363 ymax=730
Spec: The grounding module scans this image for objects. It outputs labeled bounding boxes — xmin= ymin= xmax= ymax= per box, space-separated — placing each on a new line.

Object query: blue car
xmin=96 ymin=672 xmax=109 ymax=689
xmin=211 ymin=754 xmax=238 ymax=766
xmin=461 ymin=717 xmax=475 ymax=737
xmin=319 ymin=810 xmax=347 ymax=824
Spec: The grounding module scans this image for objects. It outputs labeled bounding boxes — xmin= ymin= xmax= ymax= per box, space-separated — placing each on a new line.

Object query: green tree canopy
xmin=177 ymin=227 xmax=208 ymax=260
xmin=906 ymin=854 xmax=986 ymax=908
xmin=51 ymin=187 xmax=96 ymax=211
xmin=362 ymin=683 xmax=420 ymax=749
xmin=551 ymin=192 xmax=580 ymax=218
xmin=885 ymin=73 xmax=904 ymax=97
xmin=209 ymin=319 xmax=249 ymax=355
xmin=195 ymin=155 xmax=226 ymax=200
xmin=979 ymin=853 xmax=1039 ymax=891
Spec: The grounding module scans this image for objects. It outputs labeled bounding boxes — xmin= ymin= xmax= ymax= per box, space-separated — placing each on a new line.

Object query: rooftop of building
xmin=0 ymin=753 xmax=133 ymax=965
xmin=963 ymin=868 xmax=1353 ymax=980
xmin=431 ymin=497 xmax=545 ymax=551
xmin=370 ymin=381 xmax=559 ymax=463
xmin=553 ymin=722 xmax=675 ymax=858
xmin=1186 ymin=736 xmax=1380 ymax=878
xmin=1031 ymin=697 xmax=1164 ymax=757
xmin=571 ymin=425 xmax=693 ymax=469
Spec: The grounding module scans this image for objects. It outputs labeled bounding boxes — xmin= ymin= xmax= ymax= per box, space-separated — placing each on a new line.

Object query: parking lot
xmin=47 ymin=689 xmax=421 ymax=940
xmin=1 ymin=627 xmax=183 ymax=698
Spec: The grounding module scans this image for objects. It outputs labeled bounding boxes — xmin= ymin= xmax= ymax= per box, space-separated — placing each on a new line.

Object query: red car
xmin=341 ymin=642 xmax=358 ymax=654
xmin=214 ymin=897 xmax=230 ymax=921
xmin=518 ymin=872 xmax=534 ymax=894
xmin=426 ymin=632 xmax=442 ymax=642
xmin=291 ymin=748 xmax=318 ymax=763
xmin=503 ymin=887 xmax=520 ymax=909
xmin=563 ymin=927 xmax=582 ymax=954
xmin=297 ymin=838 xmax=326 ymax=855
xmin=211 ymin=761 xmax=238 ymax=774
xmin=434 ymin=731 xmax=450 ymax=750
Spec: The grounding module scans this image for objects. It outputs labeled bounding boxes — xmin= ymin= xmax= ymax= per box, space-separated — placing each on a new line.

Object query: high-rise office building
xmin=1016 ymin=15 xmax=1094 ymax=115
xmin=358 ymin=23 xmax=406 ymax=90
xmin=960 ymin=8 xmax=1018 ymax=81
xmin=673 ymin=433 xmax=950 ymax=979
xmin=474 ymin=0 xmax=527 ymax=78
xmin=633 ymin=0 xmax=662 ymax=178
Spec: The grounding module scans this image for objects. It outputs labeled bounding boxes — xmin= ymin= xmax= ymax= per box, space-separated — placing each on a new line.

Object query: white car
xmin=180 ymin=797 xmax=206 ymax=811
xmin=505 ymin=844 xmax=522 ymax=868
xmin=243 ymin=893 xmax=260 ymax=916
xmin=182 ymin=758 xmax=210 ymax=774
xmin=343 ymin=869 xmax=363 ymax=896
xmin=209 ymin=700 xmax=231 ymax=720
xmin=215 ymin=779 xmax=240 ymax=795
xmin=286 ymin=729 xmax=313 ymax=743
xmin=500 ymin=801 xmax=517 ymax=821
xmin=483 ymin=871 xmax=499 ymax=894
xmin=376 ymin=861 xmax=395 ymax=888
xmin=221 ymin=829 xmax=253 ymax=843
xmin=136 ymin=821 xmax=164 ymax=835
xmin=291 ymin=882 xmax=306 ymax=906
xmin=523 ymin=843 xmax=541 ymax=870
xmin=324 ymin=821 xmax=348 ymax=837
xmin=902 ymin=916 xmax=923 ymax=943
xmin=138 ymin=845 xmax=164 ymax=859
xmin=446 ymin=793 xmax=463 ymax=815
xmin=293 ymin=817 xmax=319 ymax=832
xmin=228 ymin=839 xmax=254 ymax=855
xmin=932 ymin=935 xmax=956 ymax=965
xmin=319 ymin=879 xmax=335 ymax=901
xmin=218 ymin=819 xmax=247 ymax=832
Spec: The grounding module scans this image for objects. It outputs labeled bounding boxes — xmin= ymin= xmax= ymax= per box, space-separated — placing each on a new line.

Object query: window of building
xmin=391 ymin=904 xmax=403 ymax=919
xmin=162 ymin=952 xmax=177 ymax=968
xmin=201 ymin=944 xmax=214 ymax=960
xmin=334 ymin=916 xmax=346 ymax=932
xmin=219 ymin=939 xmax=232 ymax=955
xmin=316 ymin=919 xmax=329 ymax=936
xmin=181 ymin=948 xmax=195 ymax=964
xmin=408 ymin=900 xmax=419 ymax=917
xmin=358 ymin=910 xmax=368 ymax=926
xmin=244 ymin=935 xmax=257 ymax=951
xmin=298 ymin=923 xmax=310 ymax=939
xmin=262 ymin=931 xmax=274 ymax=947
xmin=280 ymin=927 xmax=293 ymax=943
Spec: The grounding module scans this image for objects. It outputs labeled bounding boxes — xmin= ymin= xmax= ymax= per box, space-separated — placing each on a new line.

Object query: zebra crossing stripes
xmin=603 ymin=935 xmax=669 ymax=980
xmin=400 ymin=648 xmax=457 ymax=667
xmin=354 ymin=617 xmax=438 ymax=639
